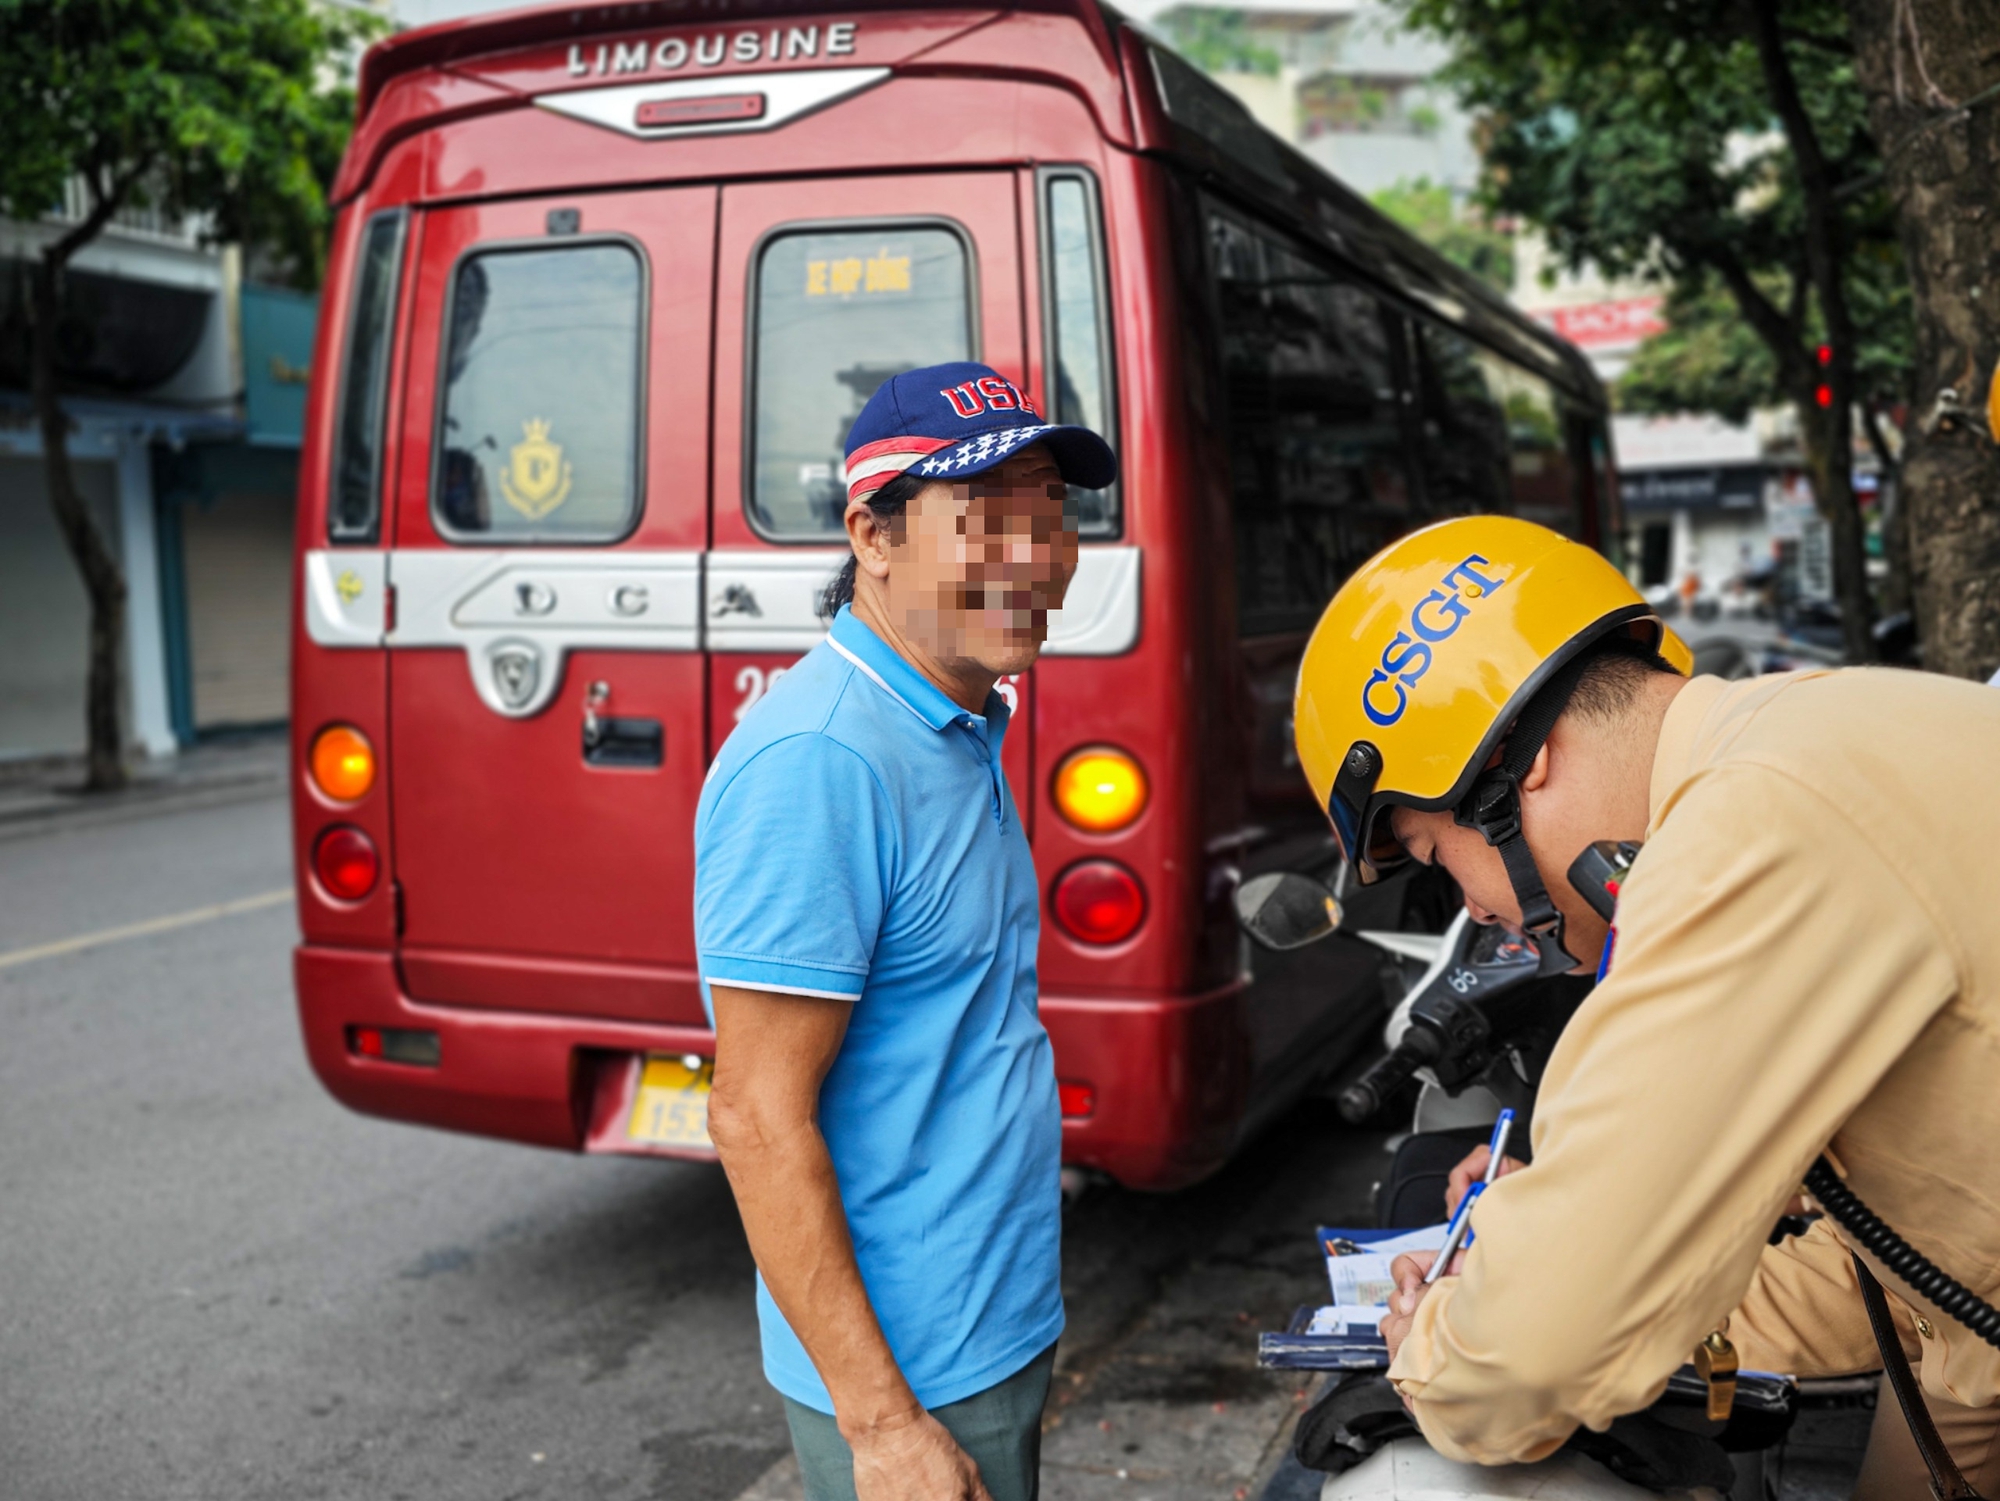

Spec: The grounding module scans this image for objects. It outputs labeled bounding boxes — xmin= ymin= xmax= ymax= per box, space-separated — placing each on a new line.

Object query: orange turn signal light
xmin=310 ymin=725 xmax=375 ymax=803
xmin=1052 ymin=747 xmax=1148 ymax=834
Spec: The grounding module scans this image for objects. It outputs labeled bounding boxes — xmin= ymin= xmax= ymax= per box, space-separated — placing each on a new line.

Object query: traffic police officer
xmin=1292 ymin=516 xmax=2000 ymax=1498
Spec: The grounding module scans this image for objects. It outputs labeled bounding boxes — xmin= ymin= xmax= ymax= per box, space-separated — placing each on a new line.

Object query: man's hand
xmin=1444 ymin=1144 xmax=1526 ymax=1216
xmin=1378 ymin=1248 xmax=1465 ymax=1366
xmin=848 ymin=1406 xmax=993 ymax=1501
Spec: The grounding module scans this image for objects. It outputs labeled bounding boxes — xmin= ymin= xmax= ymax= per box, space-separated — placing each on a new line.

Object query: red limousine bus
xmin=291 ymin=0 xmax=1618 ymax=1191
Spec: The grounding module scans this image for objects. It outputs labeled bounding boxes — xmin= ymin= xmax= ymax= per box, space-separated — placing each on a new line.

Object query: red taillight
xmin=1059 ymin=1082 xmax=1096 ymax=1118
xmin=1052 ymin=860 xmax=1146 ymax=945
xmin=314 ymin=825 xmax=379 ymax=901
xmin=348 ymin=1025 xmax=439 ymax=1066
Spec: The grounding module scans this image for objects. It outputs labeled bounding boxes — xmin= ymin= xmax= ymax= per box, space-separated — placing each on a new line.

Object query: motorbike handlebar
xmin=1338 ymin=1024 xmax=1443 ymax=1124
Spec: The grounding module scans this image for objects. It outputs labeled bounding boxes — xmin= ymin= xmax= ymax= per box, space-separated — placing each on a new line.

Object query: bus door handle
xmin=581 ymin=681 xmax=662 ymax=768
xmin=582 ymin=715 xmax=663 ymax=769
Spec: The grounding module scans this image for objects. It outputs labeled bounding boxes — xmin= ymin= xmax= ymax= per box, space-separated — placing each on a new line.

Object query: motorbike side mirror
xmin=1234 ymin=872 xmax=1343 ymax=951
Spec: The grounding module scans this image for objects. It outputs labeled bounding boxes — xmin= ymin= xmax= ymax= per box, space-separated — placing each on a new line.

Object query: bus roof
xmin=345 ymin=0 xmax=1598 ymax=403
xmin=355 ymin=0 xmax=1117 ymax=119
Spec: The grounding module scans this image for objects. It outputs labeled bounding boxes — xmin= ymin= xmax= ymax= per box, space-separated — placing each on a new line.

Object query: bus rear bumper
xmin=1042 ymin=985 xmax=1251 ymax=1192
xmin=295 ymin=945 xmax=717 ymax=1156
xmin=296 ymin=946 xmax=1250 ymax=1190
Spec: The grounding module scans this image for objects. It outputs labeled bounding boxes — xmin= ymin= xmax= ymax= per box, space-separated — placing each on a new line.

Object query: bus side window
xmin=1414 ymin=327 xmax=1586 ymax=537
xmin=329 ymin=210 xmax=407 ymax=544
xmin=1488 ymin=362 xmax=1580 ymax=538
xmin=1205 ymin=205 xmax=1415 ymax=636
xmin=1040 ymin=170 xmax=1119 ymax=538
xmin=1412 ymin=322 xmax=1509 ymax=519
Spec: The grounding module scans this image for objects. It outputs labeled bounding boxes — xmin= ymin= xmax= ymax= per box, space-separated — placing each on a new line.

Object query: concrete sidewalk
xmin=0 ymin=732 xmax=287 ymax=840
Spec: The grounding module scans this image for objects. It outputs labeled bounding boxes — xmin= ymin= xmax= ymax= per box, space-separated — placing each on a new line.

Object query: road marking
xmin=0 ymin=888 xmax=293 ymax=971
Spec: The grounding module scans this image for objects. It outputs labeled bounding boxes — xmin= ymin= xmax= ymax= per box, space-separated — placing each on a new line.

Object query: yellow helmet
xmin=1296 ymin=516 xmax=1690 ymax=920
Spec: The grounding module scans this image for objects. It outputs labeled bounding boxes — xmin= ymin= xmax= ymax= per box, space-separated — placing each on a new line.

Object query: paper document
xmin=1322 ymin=1223 xmax=1447 ymax=1311
xmin=1259 ymin=1225 xmax=1453 ymax=1371
xmin=1307 ymin=1305 xmax=1392 ymax=1335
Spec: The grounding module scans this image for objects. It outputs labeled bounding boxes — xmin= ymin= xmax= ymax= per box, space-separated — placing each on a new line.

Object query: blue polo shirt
xmin=693 ymin=605 xmax=1064 ymax=1414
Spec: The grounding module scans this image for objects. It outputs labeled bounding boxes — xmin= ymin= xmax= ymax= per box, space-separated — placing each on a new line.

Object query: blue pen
xmin=1424 ymin=1108 xmax=1515 ymax=1284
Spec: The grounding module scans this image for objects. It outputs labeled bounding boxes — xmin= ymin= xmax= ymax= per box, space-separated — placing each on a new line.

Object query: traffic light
xmin=1814 ymin=343 xmax=1835 ymax=409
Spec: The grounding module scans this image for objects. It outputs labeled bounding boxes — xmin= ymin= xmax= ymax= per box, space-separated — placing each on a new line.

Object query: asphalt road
xmin=0 ymin=787 xmax=1390 ymax=1501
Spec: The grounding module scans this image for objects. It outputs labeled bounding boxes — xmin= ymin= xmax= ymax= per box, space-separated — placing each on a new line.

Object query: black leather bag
xmin=1293 ymin=1366 xmax=1796 ymax=1495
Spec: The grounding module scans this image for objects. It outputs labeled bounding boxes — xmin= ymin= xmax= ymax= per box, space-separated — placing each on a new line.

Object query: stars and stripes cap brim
xmin=846 ymin=423 xmax=1116 ymax=504
xmin=911 ymin=422 xmax=1116 ymax=489
xmin=842 ymin=360 xmax=1118 ymax=506
xmin=844 ymin=434 xmax=953 ymax=504
xmin=907 ymin=424 xmax=1056 ymax=482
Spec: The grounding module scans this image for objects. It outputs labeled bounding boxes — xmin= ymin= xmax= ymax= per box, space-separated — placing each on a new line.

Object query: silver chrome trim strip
xmin=304 ymin=549 xmax=388 ymax=646
xmin=1043 ymin=546 xmax=1141 ymax=657
xmin=300 ymin=542 xmax=1143 ymax=717
xmin=707 ymin=548 xmax=846 ymax=653
xmin=534 ymin=67 xmax=892 ymax=142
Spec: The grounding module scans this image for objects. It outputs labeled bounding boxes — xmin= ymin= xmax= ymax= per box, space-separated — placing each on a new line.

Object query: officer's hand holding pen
xmin=1445 ymin=1143 xmax=1527 ymax=1216
xmin=1381 ymin=1110 xmax=1516 ymax=1367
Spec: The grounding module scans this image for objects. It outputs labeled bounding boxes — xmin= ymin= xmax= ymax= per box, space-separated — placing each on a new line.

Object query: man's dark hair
xmin=1561 ymin=636 xmax=1680 ymax=724
xmin=819 ymin=469 xmax=926 ymax=619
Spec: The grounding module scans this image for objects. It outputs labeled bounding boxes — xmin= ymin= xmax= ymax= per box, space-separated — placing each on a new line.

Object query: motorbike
xmin=1235 ymin=871 xmax=1801 ymax=1500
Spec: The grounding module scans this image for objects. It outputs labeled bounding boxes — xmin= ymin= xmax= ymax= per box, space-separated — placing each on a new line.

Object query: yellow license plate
xmin=626 ymin=1055 xmax=713 ymax=1148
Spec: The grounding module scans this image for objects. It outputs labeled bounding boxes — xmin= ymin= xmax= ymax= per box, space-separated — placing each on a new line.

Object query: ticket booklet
xmin=1256 ymin=1224 xmax=1448 ymax=1371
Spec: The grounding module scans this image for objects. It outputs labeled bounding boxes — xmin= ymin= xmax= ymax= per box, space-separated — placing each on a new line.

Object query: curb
xmin=0 ymin=772 xmax=286 ymax=842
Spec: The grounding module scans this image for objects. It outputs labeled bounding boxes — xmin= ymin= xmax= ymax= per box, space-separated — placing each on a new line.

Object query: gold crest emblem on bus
xmin=500 ymin=417 xmax=573 ymax=520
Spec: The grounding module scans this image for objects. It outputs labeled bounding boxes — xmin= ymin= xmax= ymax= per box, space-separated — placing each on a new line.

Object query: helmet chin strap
xmin=1455 ymin=652 xmax=1597 ymax=979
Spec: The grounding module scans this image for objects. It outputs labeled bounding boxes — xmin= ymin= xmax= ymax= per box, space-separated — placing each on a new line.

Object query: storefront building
xmin=0 ymin=201 xmax=315 ymax=763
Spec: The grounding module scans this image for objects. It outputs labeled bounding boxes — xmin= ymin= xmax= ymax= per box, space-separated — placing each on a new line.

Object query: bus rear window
xmin=329 ymin=211 xmax=404 ymax=543
xmin=750 ymin=226 xmax=973 ymax=540
xmin=433 ymin=242 xmax=643 ymax=542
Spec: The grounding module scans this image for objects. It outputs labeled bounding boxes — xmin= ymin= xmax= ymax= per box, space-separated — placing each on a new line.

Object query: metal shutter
xmin=181 ymin=489 xmax=294 ymax=729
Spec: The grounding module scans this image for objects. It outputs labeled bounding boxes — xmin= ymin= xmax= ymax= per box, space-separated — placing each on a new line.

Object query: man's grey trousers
xmin=782 ymin=1343 xmax=1058 ymax=1501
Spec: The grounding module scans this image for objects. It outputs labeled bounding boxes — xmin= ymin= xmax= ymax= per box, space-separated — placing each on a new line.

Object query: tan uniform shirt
xmin=1387 ymin=669 xmax=2000 ymax=1465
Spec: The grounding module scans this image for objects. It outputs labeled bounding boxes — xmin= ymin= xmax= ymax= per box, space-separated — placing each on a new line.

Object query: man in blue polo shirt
xmin=696 ymin=362 xmax=1116 ymax=1501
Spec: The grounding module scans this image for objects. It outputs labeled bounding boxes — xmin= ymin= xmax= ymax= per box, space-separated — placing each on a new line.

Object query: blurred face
xmin=884 ymin=444 xmax=1079 ymax=676
xmin=1386 ymin=778 xmax=1612 ymax=977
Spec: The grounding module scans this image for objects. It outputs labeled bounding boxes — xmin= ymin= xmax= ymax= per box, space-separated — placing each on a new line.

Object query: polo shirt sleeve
xmin=695 ymin=733 xmax=894 ymax=1002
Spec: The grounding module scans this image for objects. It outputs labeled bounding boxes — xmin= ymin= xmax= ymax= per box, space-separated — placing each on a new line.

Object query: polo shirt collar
xmin=828 ymin=605 xmax=1008 ymax=734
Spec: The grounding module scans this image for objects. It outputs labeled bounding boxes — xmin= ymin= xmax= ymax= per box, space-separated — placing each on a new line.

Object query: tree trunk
xmin=1845 ymin=0 xmax=2000 ymax=680
xmin=30 ymin=252 xmax=129 ymax=791
xmin=1798 ymin=397 xmax=1878 ymax=660
xmin=1741 ymin=0 xmax=1878 ymax=661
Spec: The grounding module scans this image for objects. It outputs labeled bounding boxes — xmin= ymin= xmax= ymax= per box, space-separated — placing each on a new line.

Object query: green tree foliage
xmin=1371 ymin=177 xmax=1516 ymax=292
xmin=1617 ymin=281 xmax=1779 ymax=426
xmin=0 ymin=0 xmax=374 ymax=787
xmin=1401 ymin=0 xmax=1904 ymax=659
xmin=1619 ymin=268 xmax=1910 ymax=441
xmin=1158 ymin=6 xmax=1283 ymax=77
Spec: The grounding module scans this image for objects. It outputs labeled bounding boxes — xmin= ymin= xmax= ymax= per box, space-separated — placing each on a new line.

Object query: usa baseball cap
xmin=843 ymin=360 xmax=1118 ymax=506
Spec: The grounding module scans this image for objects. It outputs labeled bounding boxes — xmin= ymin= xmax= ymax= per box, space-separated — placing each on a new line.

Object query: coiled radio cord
xmin=1804 ymin=1156 xmax=2000 ymax=1349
